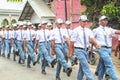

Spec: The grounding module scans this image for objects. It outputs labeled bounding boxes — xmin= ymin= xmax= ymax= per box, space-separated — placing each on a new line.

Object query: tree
xmin=81 ymin=0 xmax=120 ymax=29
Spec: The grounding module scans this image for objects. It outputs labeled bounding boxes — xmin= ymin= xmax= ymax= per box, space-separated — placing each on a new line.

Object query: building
xmin=18 ymin=0 xmax=86 ymax=28
xmin=0 ymin=9 xmax=21 ymax=26
xmin=0 ymin=0 xmax=26 ymax=26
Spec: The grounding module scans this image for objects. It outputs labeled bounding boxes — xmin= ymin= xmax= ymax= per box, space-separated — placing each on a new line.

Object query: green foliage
xmin=81 ymin=0 xmax=120 ymax=29
xmin=101 ymin=2 xmax=120 ymax=18
xmin=1 ymin=19 xmax=9 ymax=26
xmin=101 ymin=2 xmax=120 ymax=19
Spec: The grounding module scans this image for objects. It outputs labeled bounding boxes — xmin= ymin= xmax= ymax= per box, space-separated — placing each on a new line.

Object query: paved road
xmin=0 ymin=52 xmax=120 ymax=80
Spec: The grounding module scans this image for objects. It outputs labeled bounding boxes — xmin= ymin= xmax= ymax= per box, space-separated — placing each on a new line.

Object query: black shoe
xmin=18 ymin=60 xmax=22 ymax=64
xmin=66 ymin=67 xmax=72 ymax=77
xmin=71 ymin=62 xmax=75 ymax=66
xmin=63 ymin=69 xmax=66 ymax=73
xmin=41 ymin=70 xmax=46 ymax=75
xmin=33 ymin=61 xmax=37 ymax=66
xmin=56 ymin=76 xmax=61 ymax=80
xmin=105 ymin=74 xmax=110 ymax=80
xmin=51 ymin=59 xmax=57 ymax=68
xmin=16 ymin=51 xmax=19 ymax=56
xmin=13 ymin=58 xmax=16 ymax=61
xmin=2 ymin=53 xmax=5 ymax=57
xmin=7 ymin=54 xmax=10 ymax=59
xmin=95 ymin=72 xmax=98 ymax=76
xmin=27 ymin=65 xmax=31 ymax=68
xmin=74 ymin=57 xmax=78 ymax=65
xmin=46 ymin=63 xmax=50 ymax=67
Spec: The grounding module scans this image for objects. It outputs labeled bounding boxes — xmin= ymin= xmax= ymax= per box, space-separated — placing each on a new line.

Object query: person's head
xmin=55 ymin=18 xmax=63 ymax=29
xmin=41 ymin=21 xmax=47 ymax=30
xmin=13 ymin=24 xmax=18 ymax=30
xmin=47 ymin=22 xmax=53 ymax=30
xmin=6 ymin=25 xmax=9 ymax=31
xmin=18 ymin=22 xmax=24 ymax=30
xmin=27 ymin=22 xmax=33 ymax=29
xmin=38 ymin=23 xmax=41 ymax=30
xmin=65 ymin=20 xmax=71 ymax=29
xmin=0 ymin=26 xmax=2 ymax=31
xmin=79 ymin=15 xmax=88 ymax=28
xmin=99 ymin=15 xmax=108 ymax=26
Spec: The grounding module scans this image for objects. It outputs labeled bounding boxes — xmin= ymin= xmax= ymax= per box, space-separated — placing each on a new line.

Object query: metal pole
xmin=64 ymin=0 xmax=68 ymax=21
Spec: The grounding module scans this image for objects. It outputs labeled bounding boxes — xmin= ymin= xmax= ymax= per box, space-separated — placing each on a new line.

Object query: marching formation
xmin=0 ymin=15 xmax=120 ymax=80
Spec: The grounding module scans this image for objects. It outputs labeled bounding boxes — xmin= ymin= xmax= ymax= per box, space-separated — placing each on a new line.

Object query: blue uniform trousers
xmin=0 ymin=40 xmax=2 ymax=55
xmin=16 ymin=40 xmax=25 ymax=62
xmin=64 ymin=42 xmax=75 ymax=62
xmin=1 ymin=40 xmax=5 ymax=55
xmin=26 ymin=41 xmax=35 ymax=65
xmin=38 ymin=42 xmax=54 ymax=71
xmin=74 ymin=48 xmax=94 ymax=80
xmin=54 ymin=44 xmax=68 ymax=77
xmin=95 ymin=47 xmax=112 ymax=75
xmin=4 ymin=39 xmax=11 ymax=55
xmin=12 ymin=39 xmax=18 ymax=60
xmin=97 ymin=47 xmax=118 ymax=80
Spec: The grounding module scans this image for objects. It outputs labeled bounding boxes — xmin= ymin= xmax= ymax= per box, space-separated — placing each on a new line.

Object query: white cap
xmin=23 ymin=21 xmax=27 ymax=25
xmin=0 ymin=26 xmax=2 ymax=28
xmin=13 ymin=24 xmax=17 ymax=27
xmin=19 ymin=22 xmax=24 ymax=26
xmin=55 ymin=18 xmax=63 ymax=24
xmin=23 ymin=25 xmax=27 ymax=28
xmin=79 ymin=15 xmax=88 ymax=21
xmin=99 ymin=15 xmax=108 ymax=21
xmin=6 ymin=25 xmax=9 ymax=28
xmin=65 ymin=20 xmax=71 ymax=25
xmin=27 ymin=22 xmax=32 ymax=26
xmin=47 ymin=22 xmax=52 ymax=26
xmin=41 ymin=21 xmax=47 ymax=25
xmin=38 ymin=23 xmax=41 ymax=27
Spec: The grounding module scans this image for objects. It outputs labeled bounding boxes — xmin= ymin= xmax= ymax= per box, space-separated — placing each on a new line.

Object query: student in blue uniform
xmin=68 ymin=15 xmax=101 ymax=80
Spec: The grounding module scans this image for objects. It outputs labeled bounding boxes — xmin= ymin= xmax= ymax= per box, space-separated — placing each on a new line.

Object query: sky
xmin=0 ymin=0 xmax=26 ymax=10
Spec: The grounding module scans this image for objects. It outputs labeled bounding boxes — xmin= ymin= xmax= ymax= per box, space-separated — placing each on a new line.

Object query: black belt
xmin=39 ymin=41 xmax=48 ymax=43
xmin=55 ymin=43 xmax=64 ymax=45
xmin=101 ymin=46 xmax=111 ymax=48
xmin=17 ymin=40 xmax=22 ymax=42
xmin=74 ymin=47 xmax=88 ymax=50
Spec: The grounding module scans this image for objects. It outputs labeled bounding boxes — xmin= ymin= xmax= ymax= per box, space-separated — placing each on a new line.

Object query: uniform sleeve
xmin=89 ymin=29 xmax=94 ymax=38
xmin=49 ymin=30 xmax=55 ymax=40
xmin=23 ymin=31 xmax=27 ymax=39
xmin=70 ymin=29 xmax=77 ymax=42
xmin=9 ymin=31 xmax=13 ymax=38
xmin=36 ymin=31 xmax=39 ymax=40
xmin=110 ymin=28 xmax=117 ymax=34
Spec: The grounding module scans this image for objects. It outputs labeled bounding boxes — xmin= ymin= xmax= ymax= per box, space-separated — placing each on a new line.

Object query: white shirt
xmin=36 ymin=29 xmax=50 ymax=42
xmin=24 ymin=29 xmax=35 ymax=41
xmin=16 ymin=29 xmax=25 ymax=41
xmin=93 ymin=25 xmax=116 ymax=47
xmin=0 ymin=30 xmax=3 ymax=41
xmin=50 ymin=27 xmax=66 ymax=43
xmin=3 ymin=30 xmax=13 ymax=39
xmin=63 ymin=29 xmax=73 ymax=39
xmin=118 ymin=35 xmax=120 ymax=40
xmin=70 ymin=26 xmax=94 ymax=48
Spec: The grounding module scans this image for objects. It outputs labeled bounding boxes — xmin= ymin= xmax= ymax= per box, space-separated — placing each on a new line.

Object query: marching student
xmin=51 ymin=19 xmax=72 ymax=80
xmin=24 ymin=22 xmax=37 ymax=68
xmin=35 ymin=21 xmax=56 ymax=75
xmin=16 ymin=23 xmax=26 ymax=64
xmin=64 ymin=20 xmax=78 ymax=66
xmin=68 ymin=15 xmax=100 ymax=80
xmin=93 ymin=15 xmax=119 ymax=80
